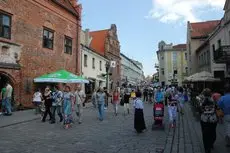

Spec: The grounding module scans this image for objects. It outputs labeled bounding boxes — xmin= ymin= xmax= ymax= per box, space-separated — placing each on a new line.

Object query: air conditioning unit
xmin=110 ymin=61 xmax=116 ymax=68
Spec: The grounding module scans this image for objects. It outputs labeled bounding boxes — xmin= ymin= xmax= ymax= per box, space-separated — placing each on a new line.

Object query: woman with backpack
xmin=200 ymin=88 xmax=218 ymax=153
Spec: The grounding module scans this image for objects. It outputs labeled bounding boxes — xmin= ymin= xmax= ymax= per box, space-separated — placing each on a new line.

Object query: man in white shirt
xmin=5 ymin=82 xmax=13 ymax=115
xmin=74 ymin=85 xmax=86 ymax=124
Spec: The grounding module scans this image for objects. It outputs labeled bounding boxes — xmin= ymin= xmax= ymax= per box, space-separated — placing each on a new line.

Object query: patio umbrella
xmin=34 ymin=69 xmax=89 ymax=83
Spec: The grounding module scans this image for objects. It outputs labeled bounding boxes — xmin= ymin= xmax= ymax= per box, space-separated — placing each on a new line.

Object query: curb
xmin=0 ymin=117 xmax=40 ymax=128
xmin=0 ymin=104 xmax=94 ymax=128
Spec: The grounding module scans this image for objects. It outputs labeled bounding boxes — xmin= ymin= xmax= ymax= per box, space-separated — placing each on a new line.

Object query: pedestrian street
xmin=0 ymin=102 xmax=229 ymax=153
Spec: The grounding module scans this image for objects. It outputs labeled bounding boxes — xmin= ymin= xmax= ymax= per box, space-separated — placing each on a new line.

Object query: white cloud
xmin=147 ymin=0 xmax=225 ymax=23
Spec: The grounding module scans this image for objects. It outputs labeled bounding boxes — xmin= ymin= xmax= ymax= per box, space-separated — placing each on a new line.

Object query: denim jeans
xmin=75 ymin=104 xmax=83 ymax=123
xmin=113 ymin=103 xmax=118 ymax=114
xmin=98 ymin=104 xmax=104 ymax=120
xmin=168 ymin=106 xmax=177 ymax=123
xmin=5 ymin=97 xmax=12 ymax=114
xmin=51 ymin=106 xmax=63 ymax=122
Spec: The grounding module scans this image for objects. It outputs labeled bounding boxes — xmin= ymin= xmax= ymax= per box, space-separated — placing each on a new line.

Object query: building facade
xmin=90 ymin=24 xmax=121 ymax=90
xmin=187 ymin=20 xmax=220 ymax=75
xmin=120 ymin=53 xmax=144 ymax=86
xmin=157 ymin=41 xmax=187 ymax=86
xmin=80 ymin=29 xmax=108 ymax=94
xmin=195 ymin=0 xmax=230 ymax=80
xmin=196 ymin=41 xmax=212 ymax=73
xmin=0 ymin=0 xmax=81 ymax=107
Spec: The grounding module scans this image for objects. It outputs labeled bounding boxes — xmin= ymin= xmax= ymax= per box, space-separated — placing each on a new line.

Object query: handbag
xmin=216 ymin=108 xmax=224 ymax=118
xmin=120 ymin=98 xmax=124 ymax=106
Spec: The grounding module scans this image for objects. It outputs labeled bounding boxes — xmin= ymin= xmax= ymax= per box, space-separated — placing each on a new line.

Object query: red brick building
xmin=90 ymin=24 xmax=121 ymax=89
xmin=0 ymin=0 xmax=81 ymax=107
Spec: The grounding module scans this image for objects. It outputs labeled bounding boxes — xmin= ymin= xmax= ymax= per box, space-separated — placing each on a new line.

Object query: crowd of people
xmin=1 ymin=81 xmax=230 ymax=153
xmin=195 ymin=84 xmax=230 ymax=153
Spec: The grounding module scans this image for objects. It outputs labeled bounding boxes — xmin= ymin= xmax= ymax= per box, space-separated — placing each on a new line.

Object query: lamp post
xmin=103 ymin=61 xmax=111 ymax=109
xmin=105 ymin=61 xmax=110 ymax=92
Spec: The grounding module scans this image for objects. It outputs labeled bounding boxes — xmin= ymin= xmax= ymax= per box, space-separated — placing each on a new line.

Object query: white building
xmin=120 ymin=53 xmax=144 ymax=86
xmin=81 ymin=29 xmax=109 ymax=93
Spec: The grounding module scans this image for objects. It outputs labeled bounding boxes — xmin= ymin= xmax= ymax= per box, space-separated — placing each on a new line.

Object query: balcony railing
xmin=214 ymin=45 xmax=230 ymax=63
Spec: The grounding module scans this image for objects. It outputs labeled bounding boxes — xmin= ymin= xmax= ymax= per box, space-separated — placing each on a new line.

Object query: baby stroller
xmin=152 ymin=102 xmax=164 ymax=130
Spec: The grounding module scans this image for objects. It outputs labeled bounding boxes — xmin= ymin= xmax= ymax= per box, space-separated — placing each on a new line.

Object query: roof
xmin=52 ymin=0 xmax=80 ymax=17
xmin=173 ymin=44 xmax=186 ymax=49
xmin=90 ymin=30 xmax=109 ymax=56
xmin=190 ymin=20 xmax=220 ymax=38
xmin=120 ymin=53 xmax=142 ymax=71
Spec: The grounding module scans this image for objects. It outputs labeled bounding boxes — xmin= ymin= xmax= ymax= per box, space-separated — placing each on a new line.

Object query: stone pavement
xmin=0 ymin=102 xmax=229 ymax=153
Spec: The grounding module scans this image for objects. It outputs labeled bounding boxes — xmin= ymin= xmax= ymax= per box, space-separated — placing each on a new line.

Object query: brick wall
xmin=0 ymin=0 xmax=81 ymax=106
xmin=105 ymin=25 xmax=121 ymax=88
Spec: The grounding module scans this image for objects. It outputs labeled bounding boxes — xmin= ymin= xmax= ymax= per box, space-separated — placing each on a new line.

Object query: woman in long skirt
xmin=133 ymin=91 xmax=146 ymax=133
xmin=63 ymin=85 xmax=74 ymax=129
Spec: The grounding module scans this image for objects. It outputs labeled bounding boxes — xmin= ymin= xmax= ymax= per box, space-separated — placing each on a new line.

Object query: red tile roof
xmin=90 ymin=30 xmax=109 ymax=56
xmin=173 ymin=44 xmax=186 ymax=49
xmin=190 ymin=20 xmax=220 ymax=38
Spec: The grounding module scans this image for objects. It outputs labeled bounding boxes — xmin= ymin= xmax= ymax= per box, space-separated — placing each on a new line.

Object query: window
xmin=99 ymin=61 xmax=102 ymax=71
xmin=161 ymin=68 xmax=164 ymax=75
xmin=212 ymin=44 xmax=215 ymax=52
xmin=185 ymin=67 xmax=188 ymax=74
xmin=84 ymin=54 xmax=87 ymax=67
xmin=0 ymin=13 xmax=11 ymax=39
xmin=92 ymin=58 xmax=95 ymax=69
xmin=207 ymin=51 xmax=210 ymax=64
xmin=218 ymin=39 xmax=221 ymax=48
xmin=117 ymin=64 xmax=119 ymax=73
xmin=174 ymin=70 xmax=178 ymax=75
xmin=204 ymin=52 xmax=206 ymax=64
xmin=185 ymin=52 xmax=187 ymax=60
xmin=43 ymin=28 xmax=54 ymax=49
xmin=172 ymin=52 xmax=177 ymax=61
xmin=64 ymin=36 xmax=72 ymax=54
xmin=161 ymin=56 xmax=164 ymax=60
xmin=201 ymin=54 xmax=203 ymax=65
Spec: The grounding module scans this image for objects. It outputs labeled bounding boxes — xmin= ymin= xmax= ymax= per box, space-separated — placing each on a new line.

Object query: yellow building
xmin=157 ymin=41 xmax=188 ymax=86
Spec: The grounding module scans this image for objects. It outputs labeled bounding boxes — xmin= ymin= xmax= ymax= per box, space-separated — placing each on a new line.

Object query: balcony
xmin=154 ymin=63 xmax=159 ymax=68
xmin=0 ymin=40 xmax=21 ymax=69
xmin=214 ymin=45 xmax=230 ymax=63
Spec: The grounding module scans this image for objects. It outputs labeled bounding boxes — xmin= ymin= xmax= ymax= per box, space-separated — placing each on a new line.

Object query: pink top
xmin=113 ymin=92 xmax=119 ymax=102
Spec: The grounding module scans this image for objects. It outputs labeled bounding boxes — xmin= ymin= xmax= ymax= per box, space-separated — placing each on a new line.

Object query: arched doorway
xmin=0 ymin=71 xmax=15 ymax=110
xmin=0 ymin=72 xmax=14 ymax=90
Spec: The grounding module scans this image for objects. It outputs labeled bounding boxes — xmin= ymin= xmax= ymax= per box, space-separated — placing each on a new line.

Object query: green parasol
xmin=34 ymin=69 xmax=89 ymax=83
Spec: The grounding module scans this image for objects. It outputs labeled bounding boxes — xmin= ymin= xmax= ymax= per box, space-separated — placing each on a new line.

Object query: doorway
xmin=0 ymin=72 xmax=15 ymax=109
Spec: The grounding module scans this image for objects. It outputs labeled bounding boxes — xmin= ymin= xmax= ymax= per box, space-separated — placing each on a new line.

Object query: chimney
xmin=85 ymin=29 xmax=90 ymax=46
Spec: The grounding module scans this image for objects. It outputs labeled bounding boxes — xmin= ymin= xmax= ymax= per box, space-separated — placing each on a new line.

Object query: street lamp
xmin=105 ymin=61 xmax=110 ymax=91
xmin=102 ymin=61 xmax=112 ymax=109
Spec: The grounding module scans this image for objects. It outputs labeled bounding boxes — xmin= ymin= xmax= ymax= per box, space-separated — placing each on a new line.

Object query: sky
xmin=79 ymin=0 xmax=225 ymax=77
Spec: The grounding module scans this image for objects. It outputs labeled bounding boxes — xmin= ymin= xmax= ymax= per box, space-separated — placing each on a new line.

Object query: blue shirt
xmin=96 ymin=92 xmax=105 ymax=105
xmin=218 ymin=93 xmax=230 ymax=115
xmin=155 ymin=91 xmax=164 ymax=103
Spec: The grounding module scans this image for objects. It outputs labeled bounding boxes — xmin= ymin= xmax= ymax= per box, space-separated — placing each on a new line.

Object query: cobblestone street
xmin=0 ymin=102 xmax=229 ymax=153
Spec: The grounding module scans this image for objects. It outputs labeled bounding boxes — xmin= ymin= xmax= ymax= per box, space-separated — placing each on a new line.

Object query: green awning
xmin=34 ymin=69 xmax=89 ymax=84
